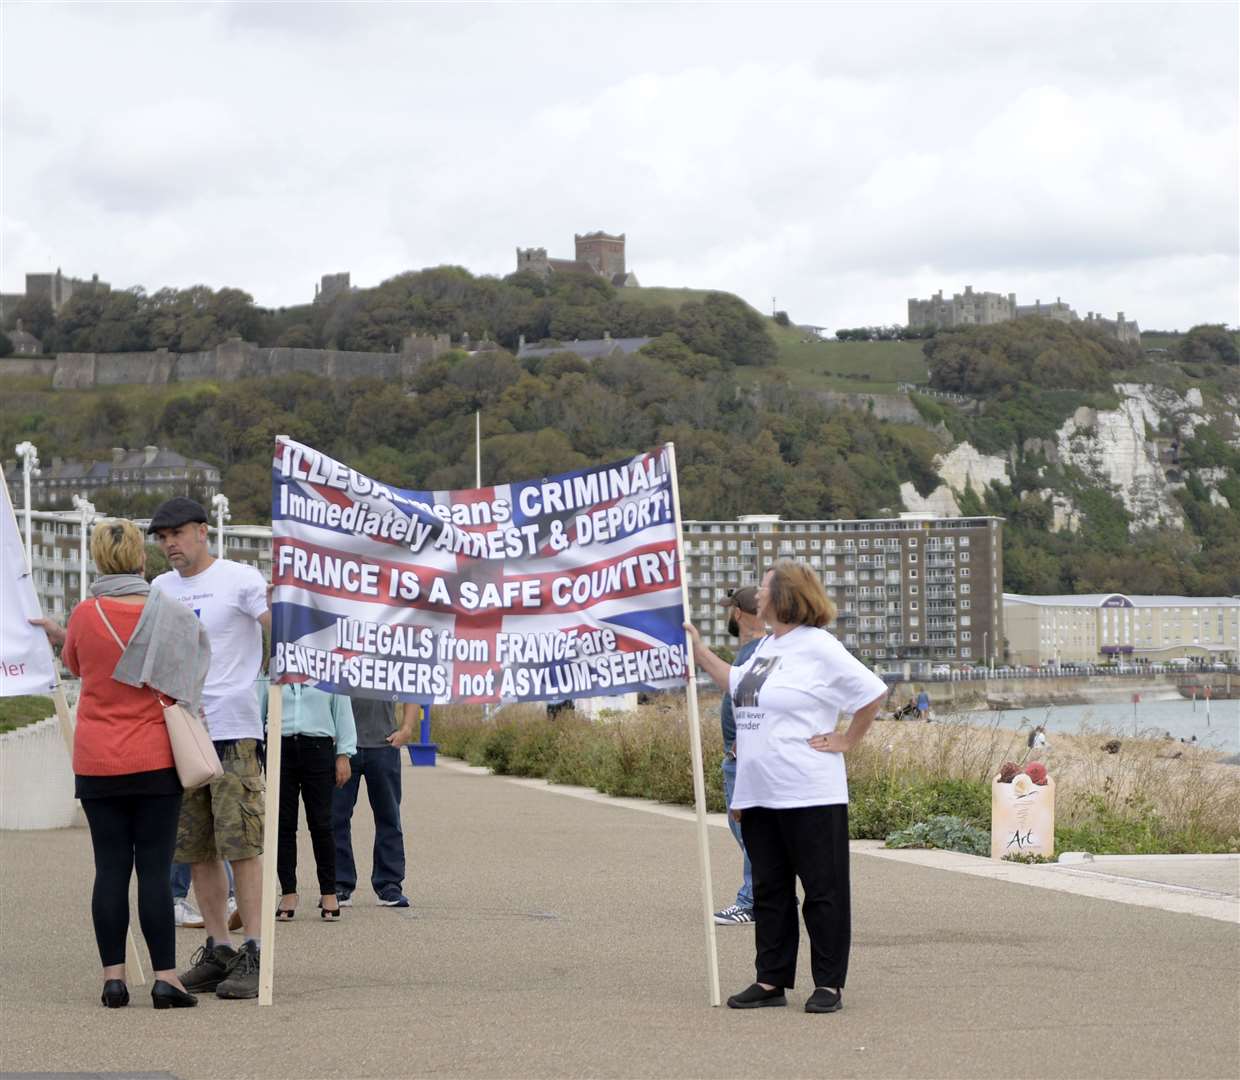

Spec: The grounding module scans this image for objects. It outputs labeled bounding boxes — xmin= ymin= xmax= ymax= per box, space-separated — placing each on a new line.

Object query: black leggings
xmin=81 ymin=793 xmax=182 ymax=970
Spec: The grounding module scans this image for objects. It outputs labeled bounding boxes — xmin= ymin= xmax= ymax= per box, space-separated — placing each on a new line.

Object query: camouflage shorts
xmin=175 ymin=738 xmax=265 ymax=863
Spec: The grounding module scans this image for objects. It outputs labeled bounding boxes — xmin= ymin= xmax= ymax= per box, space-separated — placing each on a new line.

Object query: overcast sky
xmin=2 ymin=2 xmax=1236 ymax=331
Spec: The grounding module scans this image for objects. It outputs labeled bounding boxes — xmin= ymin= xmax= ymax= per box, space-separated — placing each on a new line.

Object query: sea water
xmin=987 ymin=698 xmax=1240 ymax=755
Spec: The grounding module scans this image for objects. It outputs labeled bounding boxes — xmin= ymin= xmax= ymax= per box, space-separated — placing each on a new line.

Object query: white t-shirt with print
xmin=153 ymin=559 xmax=267 ymax=740
xmin=728 ymin=625 xmax=888 ymax=809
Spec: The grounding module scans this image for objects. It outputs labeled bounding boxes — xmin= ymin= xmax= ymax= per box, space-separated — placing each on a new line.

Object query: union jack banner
xmin=270 ymin=437 xmax=689 ymax=704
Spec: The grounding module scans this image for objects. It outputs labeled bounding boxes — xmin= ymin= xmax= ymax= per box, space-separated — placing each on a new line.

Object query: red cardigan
xmin=63 ymin=599 xmax=174 ymax=777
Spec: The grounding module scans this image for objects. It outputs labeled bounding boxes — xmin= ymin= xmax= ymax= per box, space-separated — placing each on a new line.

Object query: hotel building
xmin=1004 ymin=593 xmax=1240 ymax=666
xmin=21 ymin=510 xmax=271 ymax=621
xmin=682 ymin=514 xmax=1005 ymax=668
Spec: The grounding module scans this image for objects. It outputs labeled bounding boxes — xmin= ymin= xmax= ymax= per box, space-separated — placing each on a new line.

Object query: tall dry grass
xmin=430 ymin=698 xmax=1240 ymax=852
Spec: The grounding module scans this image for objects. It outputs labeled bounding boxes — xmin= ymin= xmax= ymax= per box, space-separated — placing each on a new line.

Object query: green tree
xmin=1176 ymin=324 xmax=1239 ymax=367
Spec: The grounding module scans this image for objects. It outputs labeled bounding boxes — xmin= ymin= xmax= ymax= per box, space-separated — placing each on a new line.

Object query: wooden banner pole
xmin=257 ymin=684 xmax=283 ymax=1006
xmin=664 ymin=441 xmax=722 ymax=1007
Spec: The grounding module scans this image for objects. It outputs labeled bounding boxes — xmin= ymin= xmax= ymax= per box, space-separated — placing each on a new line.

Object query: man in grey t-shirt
xmin=332 ymin=697 xmax=415 ymax=907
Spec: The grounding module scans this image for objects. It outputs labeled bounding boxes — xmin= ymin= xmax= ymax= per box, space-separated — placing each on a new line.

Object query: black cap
xmin=718 ymin=586 xmax=759 ymax=615
xmin=148 ymin=496 xmax=208 ymax=534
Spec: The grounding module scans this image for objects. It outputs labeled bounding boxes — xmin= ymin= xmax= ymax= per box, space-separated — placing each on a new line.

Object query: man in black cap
xmin=148 ymin=497 xmax=271 ymax=1000
xmin=713 ymin=585 xmax=765 ymax=926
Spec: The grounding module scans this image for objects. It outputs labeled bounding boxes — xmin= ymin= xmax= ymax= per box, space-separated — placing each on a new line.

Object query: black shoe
xmin=215 ymin=940 xmax=259 ymax=1000
xmin=100 ymin=979 xmax=129 ymax=1008
xmin=805 ymin=987 xmax=843 ymax=1013
xmin=151 ymin=980 xmax=198 ymax=1010
xmin=179 ymin=938 xmax=238 ymax=994
xmin=726 ymin=983 xmax=786 ymax=1009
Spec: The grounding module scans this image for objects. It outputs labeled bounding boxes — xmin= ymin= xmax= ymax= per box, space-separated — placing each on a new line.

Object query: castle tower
xmin=516 ymin=247 xmax=551 ymax=278
xmin=574 ymin=231 xmax=625 ymax=280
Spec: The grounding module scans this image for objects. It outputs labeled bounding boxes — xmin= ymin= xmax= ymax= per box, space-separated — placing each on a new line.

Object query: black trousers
xmin=740 ymin=803 xmax=851 ymax=990
xmin=277 ymin=735 xmax=338 ymax=895
xmin=81 ymin=792 xmax=182 ymax=970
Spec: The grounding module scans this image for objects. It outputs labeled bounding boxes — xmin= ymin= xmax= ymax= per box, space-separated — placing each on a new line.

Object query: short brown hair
xmin=766 ymin=559 xmax=836 ymax=628
xmin=90 ymin=518 xmax=145 ymax=575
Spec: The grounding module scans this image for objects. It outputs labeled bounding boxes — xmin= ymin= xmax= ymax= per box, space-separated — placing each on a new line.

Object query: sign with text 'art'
xmin=270 ymin=438 xmax=687 ymax=704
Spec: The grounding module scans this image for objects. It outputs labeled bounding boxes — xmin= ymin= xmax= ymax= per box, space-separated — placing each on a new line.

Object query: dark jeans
xmin=278 ymin=734 xmax=338 ymax=896
xmin=332 ymin=745 xmax=405 ymax=899
xmin=740 ymin=803 xmax=851 ymax=990
xmin=82 ymin=792 xmax=182 ymax=970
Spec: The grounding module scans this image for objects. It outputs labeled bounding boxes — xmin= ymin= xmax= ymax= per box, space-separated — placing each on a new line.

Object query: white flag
xmin=0 ymin=472 xmax=56 ymax=697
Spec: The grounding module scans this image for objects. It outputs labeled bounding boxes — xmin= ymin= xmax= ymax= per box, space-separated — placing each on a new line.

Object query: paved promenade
xmin=1 ymin=758 xmax=1237 ymax=1080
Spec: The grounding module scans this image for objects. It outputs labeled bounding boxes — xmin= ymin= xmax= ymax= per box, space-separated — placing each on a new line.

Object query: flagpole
xmin=258 ymin=682 xmax=282 ymax=1006
xmin=664 ymin=441 xmax=721 ymax=1007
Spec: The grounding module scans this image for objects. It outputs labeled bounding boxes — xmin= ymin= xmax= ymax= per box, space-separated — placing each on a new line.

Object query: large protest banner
xmin=269 ymin=437 xmax=688 ymax=704
xmin=259 ymin=437 xmax=720 ymax=1007
xmin=0 ymin=473 xmax=57 ymax=698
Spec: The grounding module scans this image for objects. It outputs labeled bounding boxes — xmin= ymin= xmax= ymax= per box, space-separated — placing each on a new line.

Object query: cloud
xmin=1 ymin=2 xmax=1235 ymax=330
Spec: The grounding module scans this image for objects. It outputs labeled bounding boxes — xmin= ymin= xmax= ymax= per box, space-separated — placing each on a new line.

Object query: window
xmin=960 ymin=552 xmax=970 ymax=562
xmin=909 ymin=538 xmax=918 ymax=548
xmin=961 ymin=568 xmax=970 ymax=577
xmin=909 ymin=570 xmax=918 ymax=579
xmin=961 ymin=585 xmax=971 ymax=594
xmin=910 ymin=586 xmax=918 ymax=595
xmin=961 ymin=632 xmax=971 ymax=641
xmin=910 ymin=633 xmax=919 ymax=642
xmin=908 ymin=554 xmax=918 ymax=563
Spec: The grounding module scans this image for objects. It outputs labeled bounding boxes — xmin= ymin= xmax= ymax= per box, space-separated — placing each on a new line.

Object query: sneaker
xmin=179 ymin=938 xmax=238 ymax=994
xmin=226 ymin=895 xmax=243 ymax=932
xmin=714 ymin=905 xmax=755 ymax=925
xmin=174 ymin=897 xmax=204 ymax=928
xmin=336 ymin=891 xmax=353 ymax=908
xmin=215 ymin=940 xmax=260 ymax=1000
xmin=376 ymin=892 xmax=410 ymax=908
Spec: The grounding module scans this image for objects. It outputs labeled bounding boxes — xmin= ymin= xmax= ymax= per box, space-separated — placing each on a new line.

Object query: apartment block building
xmin=21 ymin=511 xmax=272 ymax=621
xmin=682 ymin=514 xmax=1004 ymax=669
xmin=1004 ymin=593 xmax=1240 ymax=666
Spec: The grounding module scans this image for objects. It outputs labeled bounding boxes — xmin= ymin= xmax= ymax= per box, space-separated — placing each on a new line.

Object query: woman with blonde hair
xmin=60 ymin=518 xmax=211 ymax=1009
xmin=687 ymin=559 xmax=887 ymax=1015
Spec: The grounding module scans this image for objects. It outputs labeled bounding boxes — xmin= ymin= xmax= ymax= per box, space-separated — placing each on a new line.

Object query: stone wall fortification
xmin=9 ymin=336 xmax=453 ymax=391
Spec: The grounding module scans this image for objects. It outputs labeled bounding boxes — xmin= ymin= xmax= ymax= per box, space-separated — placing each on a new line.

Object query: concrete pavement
xmin=1 ymin=757 xmax=1238 ymax=1079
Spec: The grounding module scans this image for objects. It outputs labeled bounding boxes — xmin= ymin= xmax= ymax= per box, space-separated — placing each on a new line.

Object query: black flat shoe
xmin=101 ymin=979 xmax=129 ymax=1008
xmin=151 ymin=980 xmax=198 ymax=1009
xmin=805 ymin=987 xmax=843 ymax=1013
xmin=726 ymin=983 xmax=786 ymax=1009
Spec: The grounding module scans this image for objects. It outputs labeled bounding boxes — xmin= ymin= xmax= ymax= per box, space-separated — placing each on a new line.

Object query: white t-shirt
xmin=153 ymin=559 xmax=267 ymax=740
xmin=729 ymin=625 xmax=888 ymax=809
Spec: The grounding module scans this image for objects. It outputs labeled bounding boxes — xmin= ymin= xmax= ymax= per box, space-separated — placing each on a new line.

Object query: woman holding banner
xmin=687 ymin=560 xmax=886 ymax=1015
xmin=61 ymin=519 xmax=211 ymax=1009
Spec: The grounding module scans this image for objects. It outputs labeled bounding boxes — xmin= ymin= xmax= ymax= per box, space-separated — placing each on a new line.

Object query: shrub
xmin=885 ymin=815 xmax=990 ymax=856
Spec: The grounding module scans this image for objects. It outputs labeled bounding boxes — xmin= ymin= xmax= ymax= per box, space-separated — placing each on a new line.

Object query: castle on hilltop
xmin=516 ymin=231 xmax=640 ymax=287
xmin=908 ymin=286 xmax=1140 ymax=345
xmin=1 ymin=268 xmax=111 ymax=323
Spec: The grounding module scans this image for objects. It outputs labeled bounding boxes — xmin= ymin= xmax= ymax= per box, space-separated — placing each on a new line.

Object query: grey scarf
xmin=90 ymin=574 xmax=150 ymax=598
xmin=97 ymin=581 xmax=212 ymax=715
